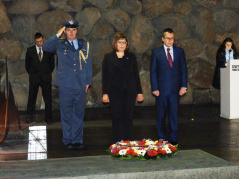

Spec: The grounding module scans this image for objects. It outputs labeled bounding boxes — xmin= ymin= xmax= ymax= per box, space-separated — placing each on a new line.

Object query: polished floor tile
xmin=0 ymin=105 xmax=239 ymax=165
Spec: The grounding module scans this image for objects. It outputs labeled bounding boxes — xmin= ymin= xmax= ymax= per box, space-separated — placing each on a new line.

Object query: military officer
xmin=43 ymin=20 xmax=92 ymax=150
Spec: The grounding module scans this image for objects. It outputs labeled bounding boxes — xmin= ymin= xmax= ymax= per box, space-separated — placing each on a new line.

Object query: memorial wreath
xmin=107 ymin=139 xmax=178 ymax=160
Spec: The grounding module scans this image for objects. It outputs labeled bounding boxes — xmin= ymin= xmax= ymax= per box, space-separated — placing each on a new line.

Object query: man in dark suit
xmin=150 ymin=28 xmax=187 ymax=145
xmin=43 ymin=20 xmax=92 ymax=150
xmin=25 ymin=33 xmax=55 ymax=125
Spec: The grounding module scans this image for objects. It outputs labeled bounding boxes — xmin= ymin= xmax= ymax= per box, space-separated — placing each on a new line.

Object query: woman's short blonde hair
xmin=112 ymin=33 xmax=129 ymax=52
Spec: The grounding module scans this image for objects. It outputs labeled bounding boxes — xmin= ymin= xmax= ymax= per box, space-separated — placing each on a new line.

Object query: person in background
xmin=43 ymin=20 xmax=92 ymax=151
xmin=25 ymin=32 xmax=55 ymax=125
xmin=212 ymin=37 xmax=238 ymax=89
xmin=150 ymin=28 xmax=187 ymax=146
xmin=102 ymin=33 xmax=144 ymax=142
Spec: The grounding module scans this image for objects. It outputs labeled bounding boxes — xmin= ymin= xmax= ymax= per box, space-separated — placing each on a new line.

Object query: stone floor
xmin=1 ymin=150 xmax=238 ymax=178
xmin=0 ymin=104 xmax=239 ymax=165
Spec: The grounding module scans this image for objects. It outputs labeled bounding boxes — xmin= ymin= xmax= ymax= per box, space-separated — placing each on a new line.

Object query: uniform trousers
xmin=109 ymin=91 xmax=136 ymax=142
xmin=27 ymin=80 xmax=52 ymax=119
xmin=155 ymin=92 xmax=179 ymax=144
xmin=58 ymin=86 xmax=86 ymax=145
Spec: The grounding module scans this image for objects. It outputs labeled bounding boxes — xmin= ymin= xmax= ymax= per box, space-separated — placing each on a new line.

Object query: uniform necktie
xmin=167 ymin=48 xmax=173 ymax=68
xmin=71 ymin=41 xmax=75 ymax=50
xmin=38 ymin=47 xmax=42 ymax=61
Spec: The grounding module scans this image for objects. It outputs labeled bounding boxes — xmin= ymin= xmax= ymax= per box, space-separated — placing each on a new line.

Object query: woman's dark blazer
xmin=212 ymin=50 xmax=237 ymax=89
xmin=102 ymin=51 xmax=142 ymax=99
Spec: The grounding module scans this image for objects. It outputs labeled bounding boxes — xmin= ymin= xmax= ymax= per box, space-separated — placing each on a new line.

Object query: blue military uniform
xmin=43 ymin=20 xmax=92 ymax=146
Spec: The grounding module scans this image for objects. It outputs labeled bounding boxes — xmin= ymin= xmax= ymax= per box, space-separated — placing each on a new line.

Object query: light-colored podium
xmin=220 ymin=60 xmax=239 ymax=119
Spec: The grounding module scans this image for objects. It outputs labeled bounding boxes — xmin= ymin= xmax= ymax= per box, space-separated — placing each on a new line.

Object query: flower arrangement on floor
xmin=107 ymin=139 xmax=178 ymax=160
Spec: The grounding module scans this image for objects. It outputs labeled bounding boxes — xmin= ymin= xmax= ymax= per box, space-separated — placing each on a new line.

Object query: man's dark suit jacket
xmin=102 ymin=51 xmax=142 ymax=98
xmin=150 ymin=45 xmax=187 ymax=94
xmin=25 ymin=45 xmax=55 ymax=83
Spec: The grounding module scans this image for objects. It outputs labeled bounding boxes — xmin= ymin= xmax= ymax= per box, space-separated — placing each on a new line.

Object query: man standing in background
xmin=25 ymin=32 xmax=55 ymax=125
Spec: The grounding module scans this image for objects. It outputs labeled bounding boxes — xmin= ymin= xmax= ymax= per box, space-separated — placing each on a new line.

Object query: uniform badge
xmin=69 ymin=20 xmax=74 ymax=25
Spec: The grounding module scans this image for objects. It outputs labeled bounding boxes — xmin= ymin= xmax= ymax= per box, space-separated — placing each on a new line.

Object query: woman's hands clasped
xmin=102 ymin=94 xmax=144 ymax=103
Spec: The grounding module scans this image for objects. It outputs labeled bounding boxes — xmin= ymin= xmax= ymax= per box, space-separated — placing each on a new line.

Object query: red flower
xmin=112 ymin=148 xmax=120 ymax=154
xmin=156 ymin=141 xmax=163 ymax=146
xmin=169 ymin=146 xmax=177 ymax=152
xmin=123 ymin=141 xmax=130 ymax=143
xmin=138 ymin=141 xmax=146 ymax=145
xmin=126 ymin=149 xmax=137 ymax=156
xmin=138 ymin=147 xmax=146 ymax=150
xmin=109 ymin=146 xmax=113 ymax=150
xmin=147 ymin=149 xmax=158 ymax=157
xmin=158 ymin=148 xmax=166 ymax=155
xmin=121 ymin=146 xmax=127 ymax=149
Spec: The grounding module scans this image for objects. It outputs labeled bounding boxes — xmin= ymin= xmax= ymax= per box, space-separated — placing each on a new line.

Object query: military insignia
xmin=69 ymin=20 xmax=74 ymax=25
xmin=65 ymin=41 xmax=67 ymax=45
xmin=79 ymin=41 xmax=89 ymax=70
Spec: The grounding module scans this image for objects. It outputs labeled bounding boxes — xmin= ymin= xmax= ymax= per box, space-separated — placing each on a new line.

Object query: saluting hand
xmin=102 ymin=94 xmax=110 ymax=103
xmin=57 ymin=26 xmax=66 ymax=37
xmin=137 ymin=94 xmax=144 ymax=102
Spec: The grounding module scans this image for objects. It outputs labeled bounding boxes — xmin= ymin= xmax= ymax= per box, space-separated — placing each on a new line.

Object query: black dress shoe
xmin=170 ymin=142 xmax=181 ymax=148
xmin=44 ymin=119 xmax=52 ymax=125
xmin=170 ymin=141 xmax=178 ymax=145
xmin=73 ymin=143 xmax=85 ymax=150
xmin=65 ymin=143 xmax=74 ymax=151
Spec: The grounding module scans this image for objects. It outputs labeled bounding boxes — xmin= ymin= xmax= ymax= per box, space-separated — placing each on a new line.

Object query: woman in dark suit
xmin=102 ymin=33 xmax=144 ymax=142
xmin=212 ymin=37 xmax=238 ymax=89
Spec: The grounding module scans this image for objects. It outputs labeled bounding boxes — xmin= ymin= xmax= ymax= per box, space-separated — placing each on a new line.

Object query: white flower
xmin=137 ymin=150 xmax=146 ymax=156
xmin=148 ymin=144 xmax=154 ymax=148
xmin=166 ymin=148 xmax=172 ymax=154
xmin=119 ymin=149 xmax=127 ymax=156
xmin=164 ymin=145 xmax=172 ymax=154
xmin=146 ymin=141 xmax=154 ymax=145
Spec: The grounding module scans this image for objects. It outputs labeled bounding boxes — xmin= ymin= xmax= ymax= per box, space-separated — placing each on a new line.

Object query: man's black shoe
xmin=170 ymin=142 xmax=181 ymax=148
xmin=170 ymin=141 xmax=178 ymax=145
xmin=73 ymin=143 xmax=85 ymax=150
xmin=44 ymin=119 xmax=52 ymax=125
xmin=65 ymin=143 xmax=74 ymax=151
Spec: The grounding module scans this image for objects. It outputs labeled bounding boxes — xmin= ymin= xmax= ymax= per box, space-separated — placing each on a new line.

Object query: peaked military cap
xmin=63 ymin=20 xmax=79 ymax=28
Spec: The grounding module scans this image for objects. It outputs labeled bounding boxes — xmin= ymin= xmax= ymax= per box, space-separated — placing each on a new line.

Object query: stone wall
xmin=0 ymin=0 xmax=237 ymax=110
